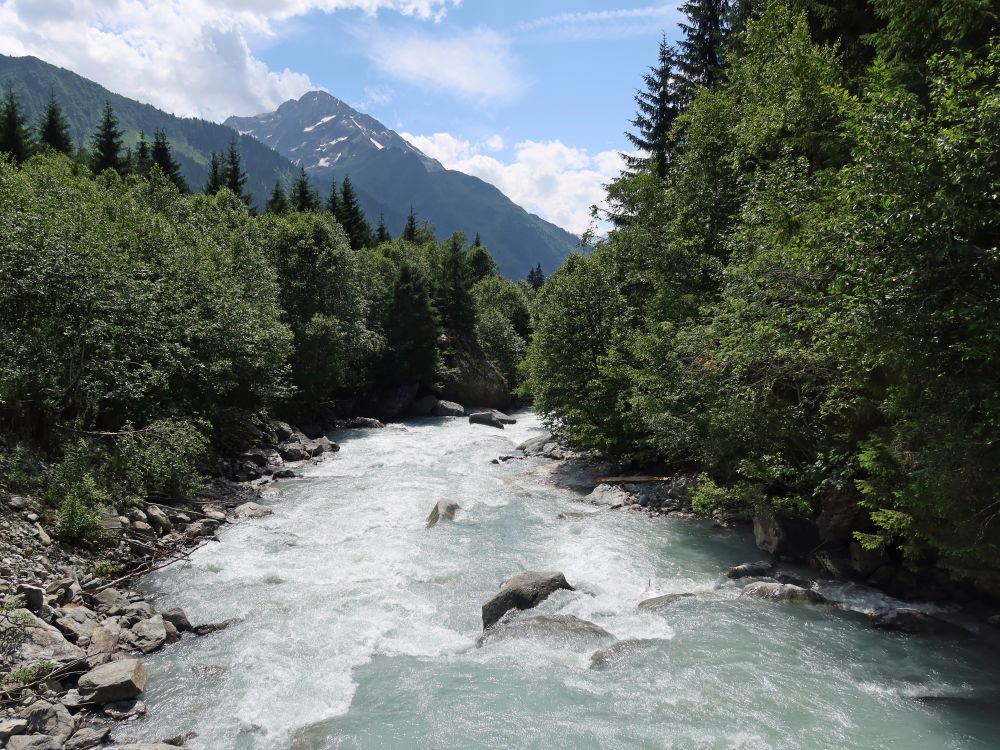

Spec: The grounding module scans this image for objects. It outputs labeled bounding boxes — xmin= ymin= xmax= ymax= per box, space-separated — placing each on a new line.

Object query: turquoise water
xmin=119 ymin=413 xmax=1000 ymax=749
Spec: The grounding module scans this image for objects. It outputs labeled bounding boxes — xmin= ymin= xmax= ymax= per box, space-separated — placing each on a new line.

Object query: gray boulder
xmin=426 ymin=500 xmax=460 ymax=529
xmin=590 ymin=638 xmax=661 ymax=669
xmin=585 ymin=484 xmax=630 ymax=507
xmin=724 ymin=561 xmax=774 ymax=580
xmin=55 ymin=606 xmax=100 ymax=647
xmin=8 ymin=736 xmax=61 ymax=750
xmin=753 ymin=513 xmax=820 ymax=560
xmin=24 ymin=700 xmax=74 ymax=743
xmin=470 ymin=408 xmax=516 ymax=424
xmin=277 ymin=442 xmax=310 ymax=462
xmin=480 ymin=614 xmax=613 ymax=647
xmin=131 ymin=615 xmax=167 ymax=653
xmin=0 ymin=718 xmax=27 ymax=740
xmin=433 ymin=400 xmax=466 ymax=417
xmin=117 ymin=745 xmax=191 ymax=750
xmin=64 ymin=727 xmax=111 ymax=750
xmin=469 ymin=412 xmax=504 ymax=429
xmin=740 ymin=581 xmax=828 ymax=604
xmin=637 ymin=593 xmax=695 ymax=612
xmin=16 ymin=584 xmax=45 ymax=612
xmin=145 ymin=506 xmax=171 ymax=534
xmin=341 ymin=417 xmax=384 ymax=429
xmin=869 ymin=608 xmax=970 ymax=637
xmin=273 ymin=468 xmax=298 ymax=479
xmin=78 ymin=658 xmax=147 ymax=704
xmin=411 ymin=394 xmax=439 ymax=416
xmin=233 ymin=502 xmax=273 ymax=520
xmin=270 ymin=420 xmax=295 ymax=441
xmin=482 ymin=571 xmax=575 ymax=629
xmin=85 ymin=621 xmax=122 ymax=666
xmin=1 ymin=608 xmax=86 ymax=667
xmin=162 ymin=607 xmax=192 ymax=633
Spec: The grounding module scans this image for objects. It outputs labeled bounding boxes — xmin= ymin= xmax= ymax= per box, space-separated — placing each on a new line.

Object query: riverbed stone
xmin=469 ymin=411 xmax=504 ymax=429
xmin=131 ymin=615 xmax=167 ymax=653
xmin=145 ymin=506 xmax=171 ymax=534
xmin=2 ymin=608 xmax=86 ymax=667
xmin=233 ymin=502 xmax=273 ymax=520
xmin=411 ymin=394 xmax=439 ymax=416
xmin=638 ymin=593 xmax=695 ymax=612
xmin=724 ymin=561 xmax=774 ymax=579
xmin=433 ymin=400 xmax=465 ymax=417
xmin=24 ymin=699 xmax=74 ymax=743
xmin=78 ymin=658 xmax=147 ymax=704
xmin=7 ymin=735 xmax=62 ymax=750
xmin=64 ymin=726 xmax=111 ymax=750
xmin=277 ymin=442 xmax=310 ymax=462
xmin=426 ymin=500 xmax=460 ymax=528
xmin=480 ymin=614 xmax=614 ymax=647
xmin=585 ymin=484 xmax=630 ymax=507
xmin=740 ymin=581 xmax=828 ymax=604
xmin=55 ymin=606 xmax=100 ymax=647
xmin=117 ymin=744 xmax=192 ymax=750
xmin=16 ymin=583 xmax=45 ymax=612
xmin=161 ymin=607 xmax=192 ymax=633
xmin=93 ymin=587 xmax=129 ymax=615
xmin=869 ymin=608 xmax=970 ymax=637
xmin=590 ymin=638 xmax=662 ymax=669
xmin=86 ymin=621 xmax=122 ymax=666
xmin=0 ymin=718 xmax=28 ymax=740
xmin=482 ymin=571 xmax=575 ymax=629
xmin=470 ymin=408 xmax=516 ymax=424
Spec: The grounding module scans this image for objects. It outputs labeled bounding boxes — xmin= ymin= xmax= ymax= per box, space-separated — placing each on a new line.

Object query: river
xmin=116 ymin=412 xmax=1000 ymax=749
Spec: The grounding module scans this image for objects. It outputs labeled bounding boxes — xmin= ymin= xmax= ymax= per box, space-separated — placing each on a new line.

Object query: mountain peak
xmin=226 ymin=92 xmax=442 ymax=175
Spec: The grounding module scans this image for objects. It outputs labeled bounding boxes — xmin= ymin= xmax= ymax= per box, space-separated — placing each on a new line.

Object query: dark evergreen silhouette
xmin=90 ymin=102 xmax=124 ymax=175
xmin=36 ymin=93 xmax=73 ymax=155
xmin=337 ymin=175 xmax=372 ymax=250
xmin=223 ymin=136 xmax=251 ymax=205
xmin=526 ymin=264 xmax=546 ymax=290
xmin=326 ymin=177 xmax=339 ymax=217
xmin=291 ymin=167 xmax=320 ymax=212
xmin=378 ymin=265 xmax=439 ymax=388
xmin=266 ymin=181 xmax=289 ymax=214
xmin=466 ymin=244 xmax=498 ymax=283
xmin=135 ymin=131 xmax=152 ymax=176
xmin=438 ymin=234 xmax=476 ymax=336
xmin=677 ymin=0 xmax=733 ymax=95
xmin=152 ymin=129 xmax=188 ymax=192
xmin=375 ymin=213 xmax=391 ymax=244
xmin=402 ymin=206 xmax=419 ymax=242
xmin=204 ymin=151 xmax=225 ymax=195
xmin=0 ymin=88 xmax=31 ymax=163
xmin=625 ymin=36 xmax=684 ymax=177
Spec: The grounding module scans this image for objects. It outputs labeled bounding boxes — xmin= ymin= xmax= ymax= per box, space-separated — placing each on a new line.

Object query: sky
xmin=0 ymin=0 xmax=686 ymax=235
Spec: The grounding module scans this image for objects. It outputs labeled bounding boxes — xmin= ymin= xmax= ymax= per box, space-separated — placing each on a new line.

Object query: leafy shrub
xmin=115 ymin=418 xmax=208 ymax=499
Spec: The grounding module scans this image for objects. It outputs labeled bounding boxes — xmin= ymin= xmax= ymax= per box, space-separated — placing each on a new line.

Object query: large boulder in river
xmin=426 ymin=500 xmax=460 ymax=528
xmin=469 ymin=408 xmax=516 ymax=424
xmin=724 ymin=561 xmax=775 ymax=580
xmin=78 ymin=659 xmax=147 ymax=704
xmin=482 ymin=572 xmax=575 ymax=629
xmin=433 ymin=400 xmax=465 ymax=417
xmin=740 ymin=581 xmax=828 ymax=604
xmin=753 ymin=512 xmax=820 ymax=560
xmin=469 ymin=411 xmax=504 ymax=429
xmin=131 ymin=615 xmax=167 ymax=653
xmin=479 ymin=614 xmax=614 ymax=648
xmin=233 ymin=502 xmax=273 ymax=520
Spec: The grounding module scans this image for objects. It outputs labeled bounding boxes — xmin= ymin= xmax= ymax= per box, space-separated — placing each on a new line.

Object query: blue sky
xmin=0 ymin=0 xmax=685 ymax=233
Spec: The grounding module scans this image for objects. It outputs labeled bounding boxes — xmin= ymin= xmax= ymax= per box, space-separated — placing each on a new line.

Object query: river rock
xmin=192 ymin=618 xmax=240 ymax=636
xmin=585 ymin=484 xmax=630 ymax=507
xmin=24 ymin=699 xmax=74 ymax=743
xmin=589 ymin=638 xmax=662 ymax=669
xmin=93 ymin=587 xmax=129 ymax=615
xmin=2 ymin=608 xmax=86 ymax=667
xmin=16 ymin=583 xmax=45 ymax=612
xmin=55 ymin=606 xmax=100 ymax=647
xmin=145 ymin=506 xmax=171 ymax=534
xmin=469 ymin=411 xmax=504 ymax=429
xmin=7 ymin=736 xmax=62 ymax=750
xmin=472 ymin=409 xmax=516 ymax=424
xmin=117 ymin=744 xmax=191 ymax=750
xmin=480 ymin=614 xmax=614 ymax=647
xmin=482 ymin=571 xmax=575 ymax=629
xmin=131 ymin=615 xmax=167 ymax=653
xmin=433 ymin=400 xmax=465 ymax=417
xmin=638 ymin=593 xmax=695 ymax=612
xmin=273 ymin=468 xmax=298 ymax=479
xmin=0 ymin=718 xmax=27 ymax=740
xmin=425 ymin=500 xmax=460 ymax=528
xmin=234 ymin=502 xmax=273 ymax=520
xmin=102 ymin=698 xmax=146 ymax=720
xmin=869 ymin=608 xmax=970 ymax=637
xmin=270 ymin=420 xmax=295 ymax=442
xmin=86 ymin=621 xmax=122 ymax=665
xmin=753 ymin=513 xmax=820 ymax=560
xmin=78 ymin=658 xmax=147 ymax=704
xmin=64 ymin=726 xmax=111 ymax=750
xmin=277 ymin=442 xmax=310 ymax=462
xmin=724 ymin=561 xmax=774 ymax=579
xmin=341 ymin=417 xmax=385 ymax=429
xmin=740 ymin=581 xmax=828 ymax=604
xmin=162 ymin=607 xmax=192 ymax=633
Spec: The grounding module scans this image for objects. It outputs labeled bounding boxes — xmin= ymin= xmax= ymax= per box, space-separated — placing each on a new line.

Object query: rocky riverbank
xmin=0 ymin=418 xmax=348 ymax=749
xmin=507 ymin=430 xmax=1000 ymax=640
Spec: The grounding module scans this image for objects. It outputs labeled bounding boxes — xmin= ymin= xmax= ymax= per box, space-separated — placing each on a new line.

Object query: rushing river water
xmin=118 ymin=412 xmax=1000 ymax=749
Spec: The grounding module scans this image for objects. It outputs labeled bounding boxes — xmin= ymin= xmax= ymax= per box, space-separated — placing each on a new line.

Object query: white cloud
xmin=403 ymin=132 xmax=627 ymax=236
xmin=518 ymin=3 xmax=683 ymax=42
xmin=0 ymin=0 xmax=458 ymax=121
xmin=367 ymin=27 xmax=525 ymax=104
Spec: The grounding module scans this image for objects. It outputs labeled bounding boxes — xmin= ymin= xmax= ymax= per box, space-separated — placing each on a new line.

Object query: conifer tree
xmin=379 ymin=265 xmax=439 ymax=388
xmin=223 ymin=136 xmax=251 ymax=205
xmin=90 ymin=102 xmax=124 ymax=175
xmin=625 ymin=36 xmax=684 ymax=177
xmin=677 ymin=0 xmax=733 ymax=95
xmin=204 ymin=152 xmax=225 ymax=195
xmin=438 ymin=233 xmax=476 ymax=335
xmin=151 ymin=129 xmax=188 ymax=192
xmin=326 ymin=177 xmax=339 ymax=217
xmin=36 ymin=94 xmax=73 ymax=155
xmin=465 ymin=244 xmax=498 ymax=283
xmin=375 ymin=213 xmax=391 ymax=244
xmin=291 ymin=167 xmax=320 ymax=212
xmin=266 ymin=181 xmax=289 ymax=214
xmin=402 ymin=206 xmax=419 ymax=242
xmin=337 ymin=175 xmax=372 ymax=250
xmin=526 ymin=264 xmax=546 ymax=290
xmin=473 ymin=232 xmax=482 ymax=247
xmin=0 ymin=89 xmax=32 ymax=164
xmin=135 ymin=131 xmax=152 ymax=176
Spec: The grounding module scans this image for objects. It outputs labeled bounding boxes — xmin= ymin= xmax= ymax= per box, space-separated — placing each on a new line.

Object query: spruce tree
xmin=337 ymin=175 xmax=372 ymax=250
xmin=375 ymin=213 xmax=391 ymax=244
xmin=625 ymin=36 xmax=684 ymax=177
xmin=526 ymin=264 xmax=546 ymax=290
xmin=151 ymin=129 xmax=188 ymax=192
xmin=36 ymin=94 xmax=73 ymax=155
xmin=466 ymin=244 xmax=498 ymax=283
xmin=402 ymin=206 xmax=419 ymax=242
xmin=379 ymin=265 xmax=439 ymax=388
xmin=135 ymin=131 xmax=152 ymax=176
xmin=0 ymin=89 xmax=32 ymax=164
xmin=205 ymin=152 xmax=225 ymax=195
xmin=438 ymin=233 xmax=476 ymax=336
xmin=326 ymin=177 xmax=339 ymax=217
xmin=223 ymin=136 xmax=251 ymax=205
xmin=473 ymin=232 xmax=482 ymax=247
xmin=291 ymin=167 xmax=319 ymax=212
xmin=266 ymin=181 xmax=289 ymax=214
xmin=90 ymin=102 xmax=124 ymax=175
xmin=677 ymin=0 xmax=733 ymax=95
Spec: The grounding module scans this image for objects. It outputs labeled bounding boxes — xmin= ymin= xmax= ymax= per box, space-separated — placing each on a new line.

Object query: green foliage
xmin=0 ymin=88 xmax=31 ymax=163
xmin=90 ymin=102 xmax=124 ymax=175
xmin=46 ymin=440 xmax=110 ymax=542
xmin=35 ymin=93 xmax=73 ymax=155
xmin=472 ymin=275 xmax=531 ymax=388
xmin=336 ymin=175 xmax=373 ymax=250
xmin=115 ymin=419 xmax=208 ymax=499
xmin=0 ymin=444 xmax=35 ymax=493
xmin=7 ymin=661 xmax=56 ymax=686
xmin=91 ymin=559 xmax=121 ymax=579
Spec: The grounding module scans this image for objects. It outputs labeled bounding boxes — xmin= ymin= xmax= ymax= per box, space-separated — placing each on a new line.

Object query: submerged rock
xmin=425 ymin=500 xmax=460 ymax=529
xmin=740 ymin=581 xmax=828 ymax=604
xmin=869 ymin=608 xmax=970 ymax=637
xmin=724 ymin=561 xmax=774 ymax=580
xmin=638 ymin=593 xmax=695 ymax=612
xmin=482 ymin=571 xmax=575 ymax=629
xmin=589 ymin=638 xmax=662 ymax=669
xmin=479 ymin=614 xmax=614 ymax=647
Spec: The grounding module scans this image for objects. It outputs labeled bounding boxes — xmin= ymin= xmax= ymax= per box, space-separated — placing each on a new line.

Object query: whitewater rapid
xmin=117 ymin=412 xmax=1000 ymax=749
